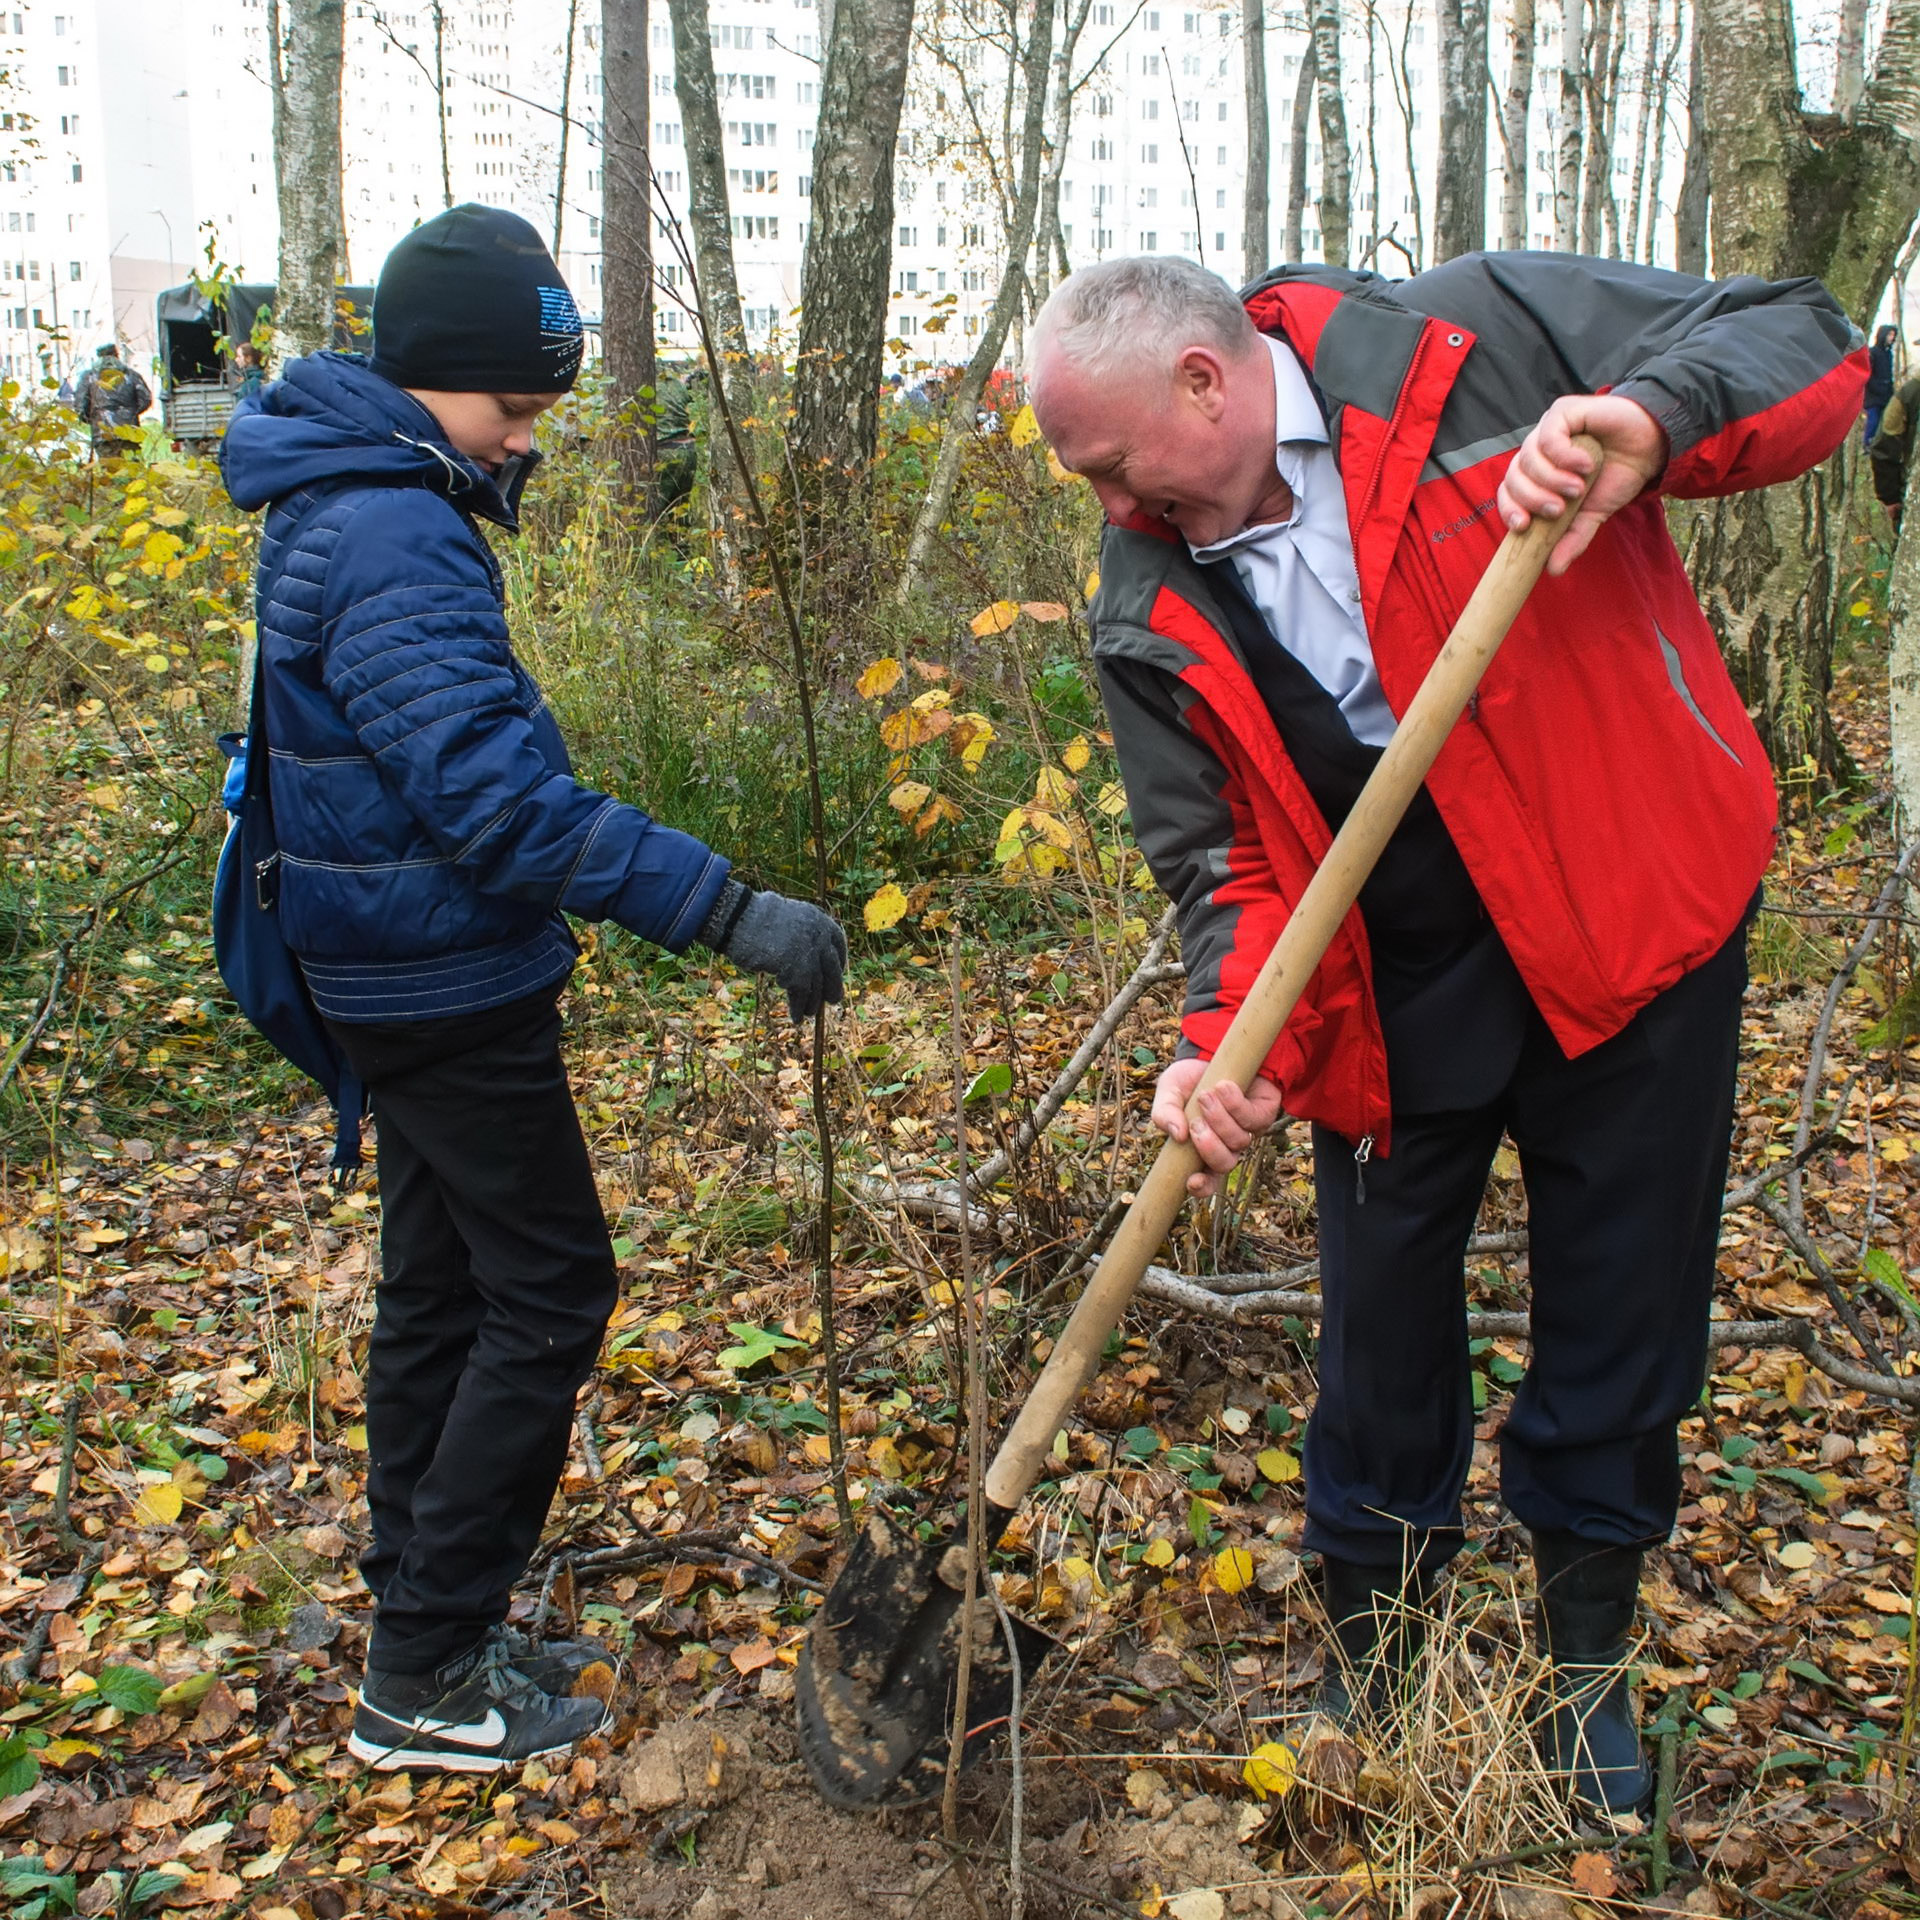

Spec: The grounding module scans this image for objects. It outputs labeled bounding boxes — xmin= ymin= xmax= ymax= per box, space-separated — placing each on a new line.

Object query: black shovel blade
xmin=795 ymin=1505 xmax=1055 ymax=1809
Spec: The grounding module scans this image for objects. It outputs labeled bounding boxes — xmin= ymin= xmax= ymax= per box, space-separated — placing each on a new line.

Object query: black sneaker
xmin=349 ymin=1637 xmax=609 ymax=1774
xmin=489 ymin=1623 xmax=621 ymax=1699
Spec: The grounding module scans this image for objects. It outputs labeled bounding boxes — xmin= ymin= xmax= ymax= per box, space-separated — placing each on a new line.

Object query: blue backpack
xmin=214 ymin=638 xmax=364 ymax=1176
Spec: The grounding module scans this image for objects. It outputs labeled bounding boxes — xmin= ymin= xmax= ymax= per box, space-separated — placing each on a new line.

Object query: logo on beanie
xmin=538 ymin=285 xmax=584 ymax=379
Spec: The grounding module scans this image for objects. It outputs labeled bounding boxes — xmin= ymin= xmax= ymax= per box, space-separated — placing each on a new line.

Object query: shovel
xmin=796 ymin=449 xmax=1597 ymax=1809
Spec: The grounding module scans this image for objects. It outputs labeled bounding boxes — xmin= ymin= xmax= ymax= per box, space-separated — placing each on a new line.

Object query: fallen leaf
xmin=1167 ymin=1891 xmax=1226 ymax=1920
xmin=729 ymin=1639 xmax=777 ymax=1676
xmin=1243 ymin=1740 xmax=1298 ymax=1800
xmin=1256 ymin=1447 xmax=1301 ymax=1483
xmin=133 ymin=1482 xmax=184 ymax=1527
xmin=1569 ymin=1852 xmax=1619 ymax=1899
xmin=1212 ymin=1546 xmax=1255 ymax=1595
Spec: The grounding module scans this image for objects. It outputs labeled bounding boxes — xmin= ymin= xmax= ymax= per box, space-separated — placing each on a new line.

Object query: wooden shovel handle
xmin=983 ymin=449 xmax=1595 ymax=1514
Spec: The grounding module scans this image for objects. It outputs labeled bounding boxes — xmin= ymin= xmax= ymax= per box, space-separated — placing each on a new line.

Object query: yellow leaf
xmin=1851 ymin=600 xmax=1873 ymax=618
xmin=879 ymin=708 xmax=920 ymax=751
xmin=158 ymin=1671 xmax=220 ymax=1710
xmin=344 ymin=1424 xmax=368 ymax=1450
xmin=1880 ymin=1135 xmax=1910 ymax=1162
xmin=864 ymin=656 xmax=906 ymax=702
xmin=133 ymin=1482 xmax=184 ymax=1527
xmin=1143 ymin=1539 xmax=1175 ymax=1568
xmin=1034 ymin=765 xmax=1076 ymax=808
xmin=1026 ymin=807 xmax=1076 ymax=850
xmin=1242 ymin=1739 xmax=1298 ymax=1801
xmin=1256 ymin=1447 xmax=1301 ymax=1484
xmin=1008 ymin=402 xmax=1042 ymax=446
xmin=1084 ymin=570 xmax=1101 ymax=598
xmin=915 ymin=794 xmax=965 ymax=837
xmin=1775 ymin=1540 xmax=1817 ymax=1571
xmin=1047 ymin=445 xmax=1083 ymax=484
xmin=1213 ymin=1546 xmax=1256 ymax=1594
xmin=141 ymin=530 xmax=184 ymax=567
xmin=970 ymin=599 xmax=1020 ymax=636
xmin=909 ymin=686 xmax=953 ymax=714
xmin=1095 ymin=781 xmax=1129 ymax=818
xmin=864 ymin=883 xmax=911 ymax=931
xmin=83 ymin=782 xmax=123 ymax=812
xmin=887 ymin=780 xmax=933 ymax=814
xmin=41 ymin=1738 xmax=101 ymax=1767
xmin=950 ymin=712 xmax=995 ymax=771
xmin=1020 ymin=600 xmax=1069 ymax=623
xmin=1863 ymin=1587 xmax=1911 ymax=1615
xmin=1062 ymin=735 xmax=1091 ymax=773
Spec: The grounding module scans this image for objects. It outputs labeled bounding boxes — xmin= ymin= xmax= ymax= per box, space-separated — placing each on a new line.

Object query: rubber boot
xmin=1532 ymin=1531 xmax=1653 ymax=1817
xmin=1300 ymin=1557 xmax=1430 ymax=1729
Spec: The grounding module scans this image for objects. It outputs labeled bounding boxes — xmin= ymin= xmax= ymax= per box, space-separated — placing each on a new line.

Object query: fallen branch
xmin=556 ymin=1530 xmax=825 ymax=1593
xmin=1137 ymin=1266 xmax=1920 ymax=1405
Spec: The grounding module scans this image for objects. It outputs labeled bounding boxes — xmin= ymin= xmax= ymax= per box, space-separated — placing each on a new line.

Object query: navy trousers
xmin=1301 ymin=916 xmax=1748 ymax=1572
xmin=326 ymin=987 xmax=618 ymax=1672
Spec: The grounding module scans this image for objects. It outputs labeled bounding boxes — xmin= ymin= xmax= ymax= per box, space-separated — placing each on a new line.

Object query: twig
xmin=0 ymin=949 xmax=69 ymax=1103
xmin=943 ymin=928 xmax=986 ymax=1851
xmin=5 ymin=1543 xmax=102 ymax=1689
xmin=554 ymin=1531 xmax=824 ymax=1593
xmin=574 ymin=1397 xmax=605 ymax=1484
xmin=51 ymin=1397 xmax=81 ymax=1550
xmin=1456 ymin=1833 xmax=1653 ymax=1878
xmin=989 ymin=1584 xmax=1027 ymax=1920
xmin=1651 ymin=1727 xmax=1678 ymax=1894
xmin=1753 ymin=1191 xmax=1893 ymax=1373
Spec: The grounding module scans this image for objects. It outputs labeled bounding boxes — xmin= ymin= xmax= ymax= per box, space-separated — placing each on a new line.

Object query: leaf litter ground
xmin=3 ymin=663 xmax=1920 ymax=1918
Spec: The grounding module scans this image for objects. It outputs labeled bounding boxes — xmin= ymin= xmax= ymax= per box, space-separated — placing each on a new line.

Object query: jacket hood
xmin=219 ymin=351 xmax=518 ymax=527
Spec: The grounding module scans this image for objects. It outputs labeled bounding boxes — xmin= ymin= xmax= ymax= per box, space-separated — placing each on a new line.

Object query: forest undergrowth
xmin=2 ymin=393 xmax=1920 ymax=1919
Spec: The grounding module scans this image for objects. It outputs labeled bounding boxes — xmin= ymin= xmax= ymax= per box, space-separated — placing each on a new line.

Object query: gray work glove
xmin=699 ymin=879 xmax=848 ymax=1020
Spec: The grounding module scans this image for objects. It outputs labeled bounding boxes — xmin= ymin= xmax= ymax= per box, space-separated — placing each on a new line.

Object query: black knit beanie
xmin=370 ymin=203 xmax=584 ymax=394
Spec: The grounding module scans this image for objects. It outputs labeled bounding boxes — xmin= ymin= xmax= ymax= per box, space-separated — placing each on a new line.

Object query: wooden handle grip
xmin=983 ymin=456 xmax=1592 ymax=1514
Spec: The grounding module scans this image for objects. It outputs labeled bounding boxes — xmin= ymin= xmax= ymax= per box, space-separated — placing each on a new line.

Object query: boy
xmin=221 ymin=204 xmax=846 ymax=1772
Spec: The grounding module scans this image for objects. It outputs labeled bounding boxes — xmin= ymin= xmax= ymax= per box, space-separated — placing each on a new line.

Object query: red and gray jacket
xmin=1093 ymin=251 xmax=1863 ymax=1151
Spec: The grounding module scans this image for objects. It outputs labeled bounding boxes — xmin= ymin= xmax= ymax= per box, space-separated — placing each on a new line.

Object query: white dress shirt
xmin=1189 ymin=334 xmax=1397 ymax=747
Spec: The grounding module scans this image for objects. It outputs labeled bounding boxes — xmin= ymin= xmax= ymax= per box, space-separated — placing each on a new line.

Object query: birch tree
xmin=1284 ymin=36 xmax=1317 ymax=260
xmin=267 ymin=0 xmax=345 ymax=357
xmin=1243 ymin=0 xmax=1271 ymax=278
xmin=1031 ymin=0 xmax=1096 ymax=299
xmin=1314 ymin=0 xmax=1352 ymax=266
xmin=602 ymin=0 xmax=657 ymax=504
xmin=1578 ymin=0 xmax=1613 ymax=253
xmin=1497 ymin=0 xmax=1534 ymax=252
xmin=1623 ymin=0 xmax=1666 ymax=261
xmin=1434 ymin=0 xmax=1488 ymax=259
xmin=1554 ymin=0 xmax=1583 ymax=249
xmin=1694 ymin=0 xmax=1920 ymax=778
xmin=792 ymin=0 xmax=917 ymax=477
xmin=900 ymin=0 xmax=1056 ymax=595
xmin=1674 ymin=0 xmax=1707 ymax=272
xmin=1836 ymin=0 xmax=1870 ymax=117
xmin=667 ymin=0 xmax=749 ymax=369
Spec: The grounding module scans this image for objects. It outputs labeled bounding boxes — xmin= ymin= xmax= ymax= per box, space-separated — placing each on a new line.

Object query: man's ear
xmin=1172 ymin=345 xmax=1232 ymax=423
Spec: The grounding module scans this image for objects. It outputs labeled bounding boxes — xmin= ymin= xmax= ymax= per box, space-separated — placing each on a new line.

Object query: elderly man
xmin=1030 ymin=253 xmax=1860 ymax=1813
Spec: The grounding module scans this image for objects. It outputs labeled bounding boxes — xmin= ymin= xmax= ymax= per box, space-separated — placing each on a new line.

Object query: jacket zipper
xmin=1352 ymin=321 xmax=1437 ymax=575
xmin=1353 ymin=1132 xmax=1373 ymax=1205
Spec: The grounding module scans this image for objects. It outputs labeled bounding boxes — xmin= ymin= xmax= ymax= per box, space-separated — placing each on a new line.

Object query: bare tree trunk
xmin=668 ymin=0 xmax=749 ymax=367
xmin=1674 ymin=0 xmax=1708 ymax=273
xmin=900 ymin=0 xmax=1056 ymax=597
xmin=1395 ymin=0 xmax=1425 ymax=265
xmin=1434 ymin=0 xmax=1489 ymax=259
xmin=1283 ymin=34 xmax=1317 ymax=260
xmin=1243 ymin=0 xmax=1272 ymax=278
xmin=1694 ymin=0 xmax=1920 ymax=783
xmin=1639 ymin=0 xmax=1682 ymax=260
xmin=433 ymin=3 xmax=450 ymax=210
xmin=1363 ymin=0 xmax=1381 ymax=258
xmin=554 ymin=0 xmax=581 ymax=254
xmin=1600 ymin=0 xmax=1627 ymax=253
xmin=1032 ymin=0 xmax=1094 ymax=300
xmin=602 ymin=0 xmax=658 ymax=506
xmin=1555 ymin=0 xmax=1584 ymax=249
xmin=269 ymin=0 xmax=345 ymax=358
xmin=1624 ymin=0 xmax=1663 ymax=260
xmin=1836 ymin=0 xmax=1870 ymax=118
xmin=1579 ymin=0 xmax=1613 ymax=253
xmin=793 ymin=0 xmax=917 ymax=477
xmin=1498 ymin=0 xmax=1534 ymax=251
xmin=1313 ymin=0 xmax=1352 ymax=265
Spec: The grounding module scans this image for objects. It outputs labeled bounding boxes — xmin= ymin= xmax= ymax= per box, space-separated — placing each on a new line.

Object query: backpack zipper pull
xmin=1354 ymin=1133 xmax=1374 ymax=1206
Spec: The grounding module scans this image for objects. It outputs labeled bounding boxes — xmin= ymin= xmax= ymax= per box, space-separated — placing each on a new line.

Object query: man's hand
xmin=1151 ymin=1056 xmax=1285 ymax=1197
xmin=1496 ymin=393 xmax=1669 ymax=577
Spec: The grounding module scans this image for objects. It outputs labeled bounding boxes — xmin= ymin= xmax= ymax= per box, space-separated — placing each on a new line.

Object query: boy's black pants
xmin=1300 ymin=915 xmax=1748 ymax=1573
xmin=326 ymin=987 xmax=617 ymax=1674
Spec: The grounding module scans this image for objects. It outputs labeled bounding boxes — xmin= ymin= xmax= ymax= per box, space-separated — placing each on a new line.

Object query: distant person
xmin=73 ymin=342 xmax=151 ymax=456
xmin=1870 ymin=369 xmax=1920 ymax=528
xmin=1865 ymin=324 xmax=1898 ymax=445
xmin=233 ymin=342 xmax=268 ymax=401
xmin=219 ymin=203 xmax=845 ymax=1775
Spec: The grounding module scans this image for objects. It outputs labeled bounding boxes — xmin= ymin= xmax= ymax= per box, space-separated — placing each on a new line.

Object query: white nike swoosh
xmin=382 ymin=1707 xmax=507 ymax=1747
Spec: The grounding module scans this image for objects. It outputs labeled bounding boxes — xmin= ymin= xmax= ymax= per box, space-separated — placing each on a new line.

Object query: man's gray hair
xmin=1030 ymin=256 xmax=1258 ymax=386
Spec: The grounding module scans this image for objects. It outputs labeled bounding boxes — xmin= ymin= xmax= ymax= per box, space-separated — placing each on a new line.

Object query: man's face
xmin=1032 ymin=341 xmax=1274 ymax=548
xmin=406 ymin=389 xmax=565 ymax=475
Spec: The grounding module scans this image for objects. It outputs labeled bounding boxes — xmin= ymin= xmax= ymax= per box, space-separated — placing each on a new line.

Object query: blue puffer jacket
xmin=220 ymin=352 xmax=731 ymax=1022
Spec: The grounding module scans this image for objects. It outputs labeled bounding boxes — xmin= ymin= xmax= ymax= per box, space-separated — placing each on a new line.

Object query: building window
xmin=898 ymin=223 xmax=916 ymax=245
xmin=1141 ymin=143 xmax=1157 ymax=163
xmin=1142 ymin=232 xmax=1158 ymax=250
xmin=68 ymin=260 xmax=79 ymax=279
